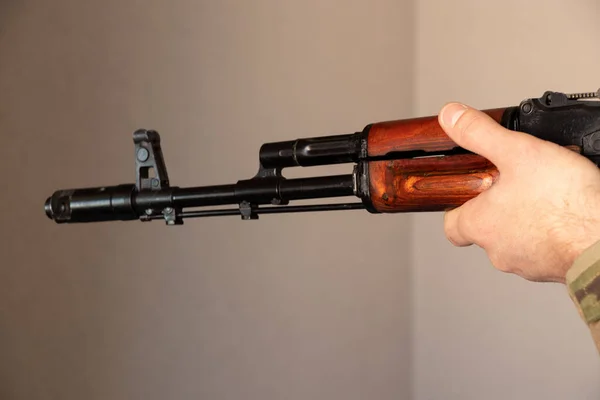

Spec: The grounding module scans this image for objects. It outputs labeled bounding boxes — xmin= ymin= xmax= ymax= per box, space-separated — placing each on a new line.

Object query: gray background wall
xmin=0 ymin=1 xmax=414 ymax=399
xmin=1 ymin=1 xmax=599 ymax=400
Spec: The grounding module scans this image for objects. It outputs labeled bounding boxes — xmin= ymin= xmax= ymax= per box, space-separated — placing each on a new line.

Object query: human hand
xmin=438 ymin=103 xmax=600 ymax=284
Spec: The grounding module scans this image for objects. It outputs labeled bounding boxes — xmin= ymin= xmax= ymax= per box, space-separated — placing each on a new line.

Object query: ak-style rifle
xmin=44 ymin=89 xmax=600 ymax=225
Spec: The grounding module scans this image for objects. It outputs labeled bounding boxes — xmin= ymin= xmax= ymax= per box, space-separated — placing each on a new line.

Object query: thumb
xmin=438 ymin=103 xmax=531 ymax=169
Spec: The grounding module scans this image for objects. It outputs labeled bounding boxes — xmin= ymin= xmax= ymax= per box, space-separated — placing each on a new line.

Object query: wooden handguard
xmin=368 ymin=154 xmax=498 ymax=212
xmin=366 ymin=109 xmax=506 ymax=212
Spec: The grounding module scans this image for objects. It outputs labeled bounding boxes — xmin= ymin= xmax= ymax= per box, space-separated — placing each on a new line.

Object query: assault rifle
xmin=44 ymin=89 xmax=600 ymax=225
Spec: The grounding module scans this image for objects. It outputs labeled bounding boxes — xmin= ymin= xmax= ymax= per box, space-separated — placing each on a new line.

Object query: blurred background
xmin=0 ymin=1 xmax=598 ymax=399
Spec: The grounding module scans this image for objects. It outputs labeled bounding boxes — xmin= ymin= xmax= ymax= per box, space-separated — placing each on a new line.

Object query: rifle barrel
xmin=45 ymin=174 xmax=357 ymax=223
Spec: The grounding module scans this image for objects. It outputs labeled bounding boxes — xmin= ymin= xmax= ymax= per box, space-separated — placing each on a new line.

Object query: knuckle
xmin=445 ymin=208 xmax=480 ymax=247
xmin=488 ymin=251 xmax=516 ymax=274
xmin=443 ymin=212 xmax=460 ymax=245
xmin=488 ymin=252 xmax=507 ymax=272
xmin=445 ymin=232 xmax=462 ymax=247
xmin=456 ymin=206 xmax=476 ymax=238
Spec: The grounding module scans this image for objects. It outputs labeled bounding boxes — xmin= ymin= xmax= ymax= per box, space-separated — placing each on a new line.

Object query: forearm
xmin=566 ymin=240 xmax=600 ymax=352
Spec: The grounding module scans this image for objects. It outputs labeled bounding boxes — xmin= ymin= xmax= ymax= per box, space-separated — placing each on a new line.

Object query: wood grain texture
xmin=368 ymin=154 xmax=499 ymax=212
xmin=367 ymin=108 xmax=507 ymax=157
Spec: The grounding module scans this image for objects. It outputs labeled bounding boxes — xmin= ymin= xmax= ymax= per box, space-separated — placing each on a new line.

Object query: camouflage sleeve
xmin=566 ymin=239 xmax=600 ymax=353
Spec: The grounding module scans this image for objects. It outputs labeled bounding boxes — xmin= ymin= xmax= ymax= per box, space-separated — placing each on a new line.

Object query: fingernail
xmin=441 ymin=103 xmax=468 ymax=128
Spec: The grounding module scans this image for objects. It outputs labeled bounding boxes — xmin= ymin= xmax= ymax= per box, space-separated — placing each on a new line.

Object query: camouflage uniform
xmin=567 ymin=240 xmax=600 ymax=352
